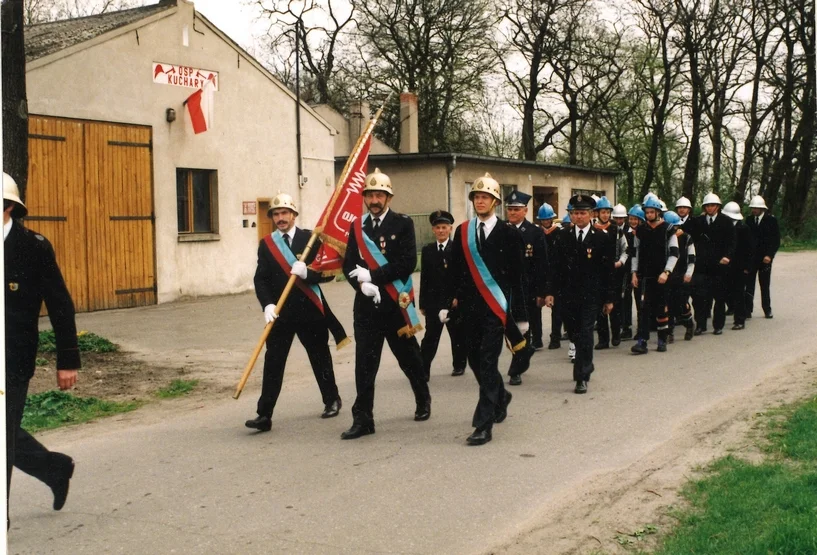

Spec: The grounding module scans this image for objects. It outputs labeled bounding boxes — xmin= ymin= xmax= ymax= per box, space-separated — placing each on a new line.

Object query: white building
xmin=24 ymin=0 xmax=337 ymax=311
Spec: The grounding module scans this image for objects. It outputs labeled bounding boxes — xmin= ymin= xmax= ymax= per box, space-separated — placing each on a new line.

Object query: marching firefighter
xmin=246 ymin=192 xmax=347 ymax=433
xmin=419 ymin=210 xmax=466 ymax=379
xmin=722 ymin=201 xmax=753 ymax=330
xmin=545 ymin=195 xmax=614 ymax=394
xmin=341 ymin=169 xmax=431 ymax=440
xmin=745 ymin=195 xmax=780 ymax=319
xmin=630 ymin=196 xmax=679 ymax=354
xmin=448 ymin=174 xmax=526 ymax=445
xmin=593 ymin=197 xmax=628 ymax=349
xmin=537 ymin=203 xmax=563 ymax=350
xmin=663 ymin=210 xmax=696 ymax=342
xmin=505 ymin=191 xmax=547 ymax=385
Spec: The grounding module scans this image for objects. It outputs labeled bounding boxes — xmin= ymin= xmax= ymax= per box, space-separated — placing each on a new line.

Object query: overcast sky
xmin=189 ymin=0 xmax=267 ymax=51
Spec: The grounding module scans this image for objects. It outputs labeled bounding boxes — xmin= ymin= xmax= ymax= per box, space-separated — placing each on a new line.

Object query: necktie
xmin=439 ymin=243 xmax=444 ymax=253
xmin=578 ymin=229 xmax=584 ymax=243
xmin=478 ymin=222 xmax=486 ymax=252
xmin=284 ymin=234 xmax=292 ymax=251
xmin=756 ymin=216 xmax=760 ymax=225
xmin=373 ymin=217 xmax=381 ymax=232
xmin=708 ymin=216 xmax=713 ymax=225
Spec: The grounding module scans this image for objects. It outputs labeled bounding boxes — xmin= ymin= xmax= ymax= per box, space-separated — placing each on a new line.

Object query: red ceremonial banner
xmin=310 ymin=136 xmax=371 ymax=275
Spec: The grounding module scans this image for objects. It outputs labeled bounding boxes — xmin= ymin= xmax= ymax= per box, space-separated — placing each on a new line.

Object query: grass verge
xmin=22 ymin=390 xmax=139 ymax=433
xmin=655 ymin=396 xmax=817 ymax=554
xmin=155 ymin=379 xmax=199 ymax=399
xmin=38 ymin=329 xmax=118 ymax=353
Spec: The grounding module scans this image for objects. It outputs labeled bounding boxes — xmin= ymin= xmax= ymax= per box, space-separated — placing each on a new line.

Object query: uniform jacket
xmin=547 ymin=225 xmax=615 ymax=306
xmin=4 ymin=222 xmax=80 ymax=382
xmin=419 ymin=240 xmax=454 ymax=312
xmin=516 ymin=219 xmax=548 ymax=300
xmin=686 ymin=213 xmax=736 ymax=275
xmin=746 ymin=213 xmax=780 ymax=265
xmin=343 ymin=209 xmax=417 ymax=318
xmin=730 ymin=221 xmax=754 ymax=274
xmin=254 ymin=227 xmax=333 ymax=324
xmin=450 ymin=218 xmax=527 ymax=325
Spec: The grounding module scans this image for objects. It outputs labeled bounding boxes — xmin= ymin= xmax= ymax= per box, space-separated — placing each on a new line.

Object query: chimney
xmin=400 ymin=92 xmax=419 ymax=154
xmin=349 ymin=100 xmax=370 ymax=147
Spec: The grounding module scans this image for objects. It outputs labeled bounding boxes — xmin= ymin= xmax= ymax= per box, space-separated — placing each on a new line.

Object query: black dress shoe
xmin=51 ymin=460 xmax=75 ymax=511
xmin=765 ymin=311 xmax=773 ymax=319
xmin=414 ymin=403 xmax=431 ymax=421
xmin=574 ymin=380 xmax=588 ymax=394
xmin=466 ymin=428 xmax=492 ymax=446
xmin=245 ymin=415 xmax=272 ymax=432
xmin=321 ymin=398 xmax=342 ymax=419
xmin=532 ymin=342 xmax=545 ymax=351
xmin=451 ymin=368 xmax=465 ymax=376
xmin=611 ymin=337 xmax=621 ymax=347
xmin=620 ymin=328 xmax=633 ymax=340
xmin=694 ymin=327 xmax=706 ymax=336
xmin=509 ymin=374 xmax=522 ymax=386
xmin=341 ymin=423 xmax=375 ymax=439
xmin=594 ymin=342 xmax=609 ymax=350
xmin=684 ymin=325 xmax=694 ymax=341
xmin=731 ymin=323 xmax=745 ymax=330
xmin=548 ymin=340 xmax=561 ymax=350
xmin=713 ymin=328 xmax=723 ymax=335
xmin=495 ymin=391 xmax=513 ymax=423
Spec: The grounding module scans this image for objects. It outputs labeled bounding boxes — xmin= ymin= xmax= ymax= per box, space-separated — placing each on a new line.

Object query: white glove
xmin=517 ymin=321 xmax=530 ymax=334
xmin=264 ymin=304 xmax=278 ymax=323
xmin=349 ymin=265 xmax=372 ymax=283
xmin=360 ymin=282 xmax=381 ymax=304
xmin=290 ymin=261 xmax=308 ymax=280
xmin=438 ymin=309 xmax=450 ymax=323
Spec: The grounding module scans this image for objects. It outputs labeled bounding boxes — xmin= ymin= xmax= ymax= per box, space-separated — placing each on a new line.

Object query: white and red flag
xmin=184 ymin=76 xmax=215 ymax=134
xmin=309 ymin=136 xmax=371 ymax=275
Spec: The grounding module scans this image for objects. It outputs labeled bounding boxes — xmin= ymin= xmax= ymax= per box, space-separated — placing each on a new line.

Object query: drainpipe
xmin=446 ymin=154 xmax=457 ymax=215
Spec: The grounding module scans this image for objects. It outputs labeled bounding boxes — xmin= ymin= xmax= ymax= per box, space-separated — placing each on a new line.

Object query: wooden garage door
xmin=26 ymin=115 xmax=156 ymax=312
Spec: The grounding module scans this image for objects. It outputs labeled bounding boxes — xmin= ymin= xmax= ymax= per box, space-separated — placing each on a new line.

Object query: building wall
xmin=26 ymin=0 xmax=337 ymax=303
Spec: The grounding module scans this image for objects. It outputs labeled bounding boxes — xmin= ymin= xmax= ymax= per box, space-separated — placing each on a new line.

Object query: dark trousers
xmin=420 ymin=309 xmax=467 ymax=380
xmin=531 ymin=306 xmax=544 ymax=347
xmin=550 ymin=297 xmax=563 ymax=342
xmin=563 ymin=300 xmax=598 ymax=382
xmin=257 ymin=320 xmax=339 ymax=417
xmin=728 ymin=271 xmax=747 ymax=325
xmin=622 ymin=283 xmax=634 ymax=331
xmin=668 ymin=281 xmax=694 ymax=333
xmin=464 ymin=311 xmax=508 ymax=432
xmin=746 ymin=262 xmax=773 ymax=315
xmin=6 ymin=377 xmax=73 ymax=503
xmin=508 ymin=299 xmax=537 ymax=377
xmin=597 ymin=276 xmax=624 ymax=344
xmin=693 ymin=271 xmax=728 ymax=331
xmin=351 ymin=311 xmax=430 ymax=426
xmin=637 ymin=278 xmax=670 ymax=342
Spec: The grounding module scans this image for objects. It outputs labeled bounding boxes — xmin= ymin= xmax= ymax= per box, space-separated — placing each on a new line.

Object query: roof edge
xmin=334 ymin=152 xmax=620 ymax=175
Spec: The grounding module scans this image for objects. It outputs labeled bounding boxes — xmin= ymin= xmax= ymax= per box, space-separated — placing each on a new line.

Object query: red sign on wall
xmin=153 ymin=62 xmax=219 ymax=90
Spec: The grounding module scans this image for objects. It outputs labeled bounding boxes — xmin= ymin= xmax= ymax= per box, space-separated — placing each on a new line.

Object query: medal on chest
xmin=587 ymin=248 xmax=593 ymax=259
xmin=525 ymin=243 xmax=533 ymax=258
xmin=379 ymin=236 xmax=386 ymax=253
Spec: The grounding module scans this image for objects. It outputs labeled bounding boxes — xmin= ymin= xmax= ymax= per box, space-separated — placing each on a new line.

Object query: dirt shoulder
xmin=492 ymin=352 xmax=817 ymax=555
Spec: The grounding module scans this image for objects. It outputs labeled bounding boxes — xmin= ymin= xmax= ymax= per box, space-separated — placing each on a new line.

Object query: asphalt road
xmin=9 ymin=251 xmax=817 ymax=554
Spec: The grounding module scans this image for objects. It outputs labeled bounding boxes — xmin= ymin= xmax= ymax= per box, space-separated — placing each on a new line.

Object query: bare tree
xmin=23 ymin=0 xmax=143 ymax=23
xmin=254 ymin=0 xmax=356 ymax=109
xmin=3 ymin=0 xmax=29 ymax=199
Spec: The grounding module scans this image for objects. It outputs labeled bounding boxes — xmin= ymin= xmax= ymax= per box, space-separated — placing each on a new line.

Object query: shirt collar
xmin=756 ymin=213 xmax=764 ymax=223
xmin=370 ymin=208 xmax=389 ymax=222
xmin=576 ymin=223 xmax=591 ymax=237
xmin=476 ymin=214 xmax=498 ymax=236
xmin=3 ymin=219 xmax=12 ymax=241
xmin=283 ymin=226 xmax=297 ymax=240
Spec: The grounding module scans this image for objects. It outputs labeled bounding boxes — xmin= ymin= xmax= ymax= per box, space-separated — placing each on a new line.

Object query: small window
xmin=177 ymin=169 xmax=218 ymax=234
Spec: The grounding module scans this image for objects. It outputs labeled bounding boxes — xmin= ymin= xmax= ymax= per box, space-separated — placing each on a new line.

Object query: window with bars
xmin=176 ymin=168 xmax=218 ymax=234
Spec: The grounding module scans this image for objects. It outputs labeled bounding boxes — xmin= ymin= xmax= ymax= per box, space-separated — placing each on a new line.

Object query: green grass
xmin=779 ymin=238 xmax=817 ymax=252
xmin=656 ymin=396 xmax=817 ymax=554
xmin=155 ymin=379 xmax=199 ymax=399
xmin=22 ymin=390 xmax=139 ymax=433
xmin=38 ymin=329 xmax=117 ymax=353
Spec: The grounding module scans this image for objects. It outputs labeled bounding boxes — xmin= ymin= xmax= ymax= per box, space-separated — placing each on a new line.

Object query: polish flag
xmin=185 ymin=77 xmax=215 ymax=134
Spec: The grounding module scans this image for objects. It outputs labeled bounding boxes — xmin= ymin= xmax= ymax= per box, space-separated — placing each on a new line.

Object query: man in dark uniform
xmin=745 ymin=195 xmax=780 ymax=319
xmin=419 ymin=210 xmax=466 ymax=379
xmin=722 ymin=201 xmax=753 ymax=330
xmin=687 ymin=193 xmax=736 ymax=335
xmin=621 ymin=205 xmax=644 ymax=340
xmin=504 ymin=190 xmax=547 ymax=385
xmin=545 ymin=195 xmax=614 ymax=394
xmin=4 ymin=172 xmax=79 ymax=517
xmin=245 ymin=193 xmax=346 ymax=433
xmin=537 ymin=203 xmax=562 ymax=349
xmin=449 ymin=174 xmax=526 ymax=445
xmin=663 ymin=211 xmax=696 ymax=342
xmin=341 ymin=169 xmax=431 ymax=440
